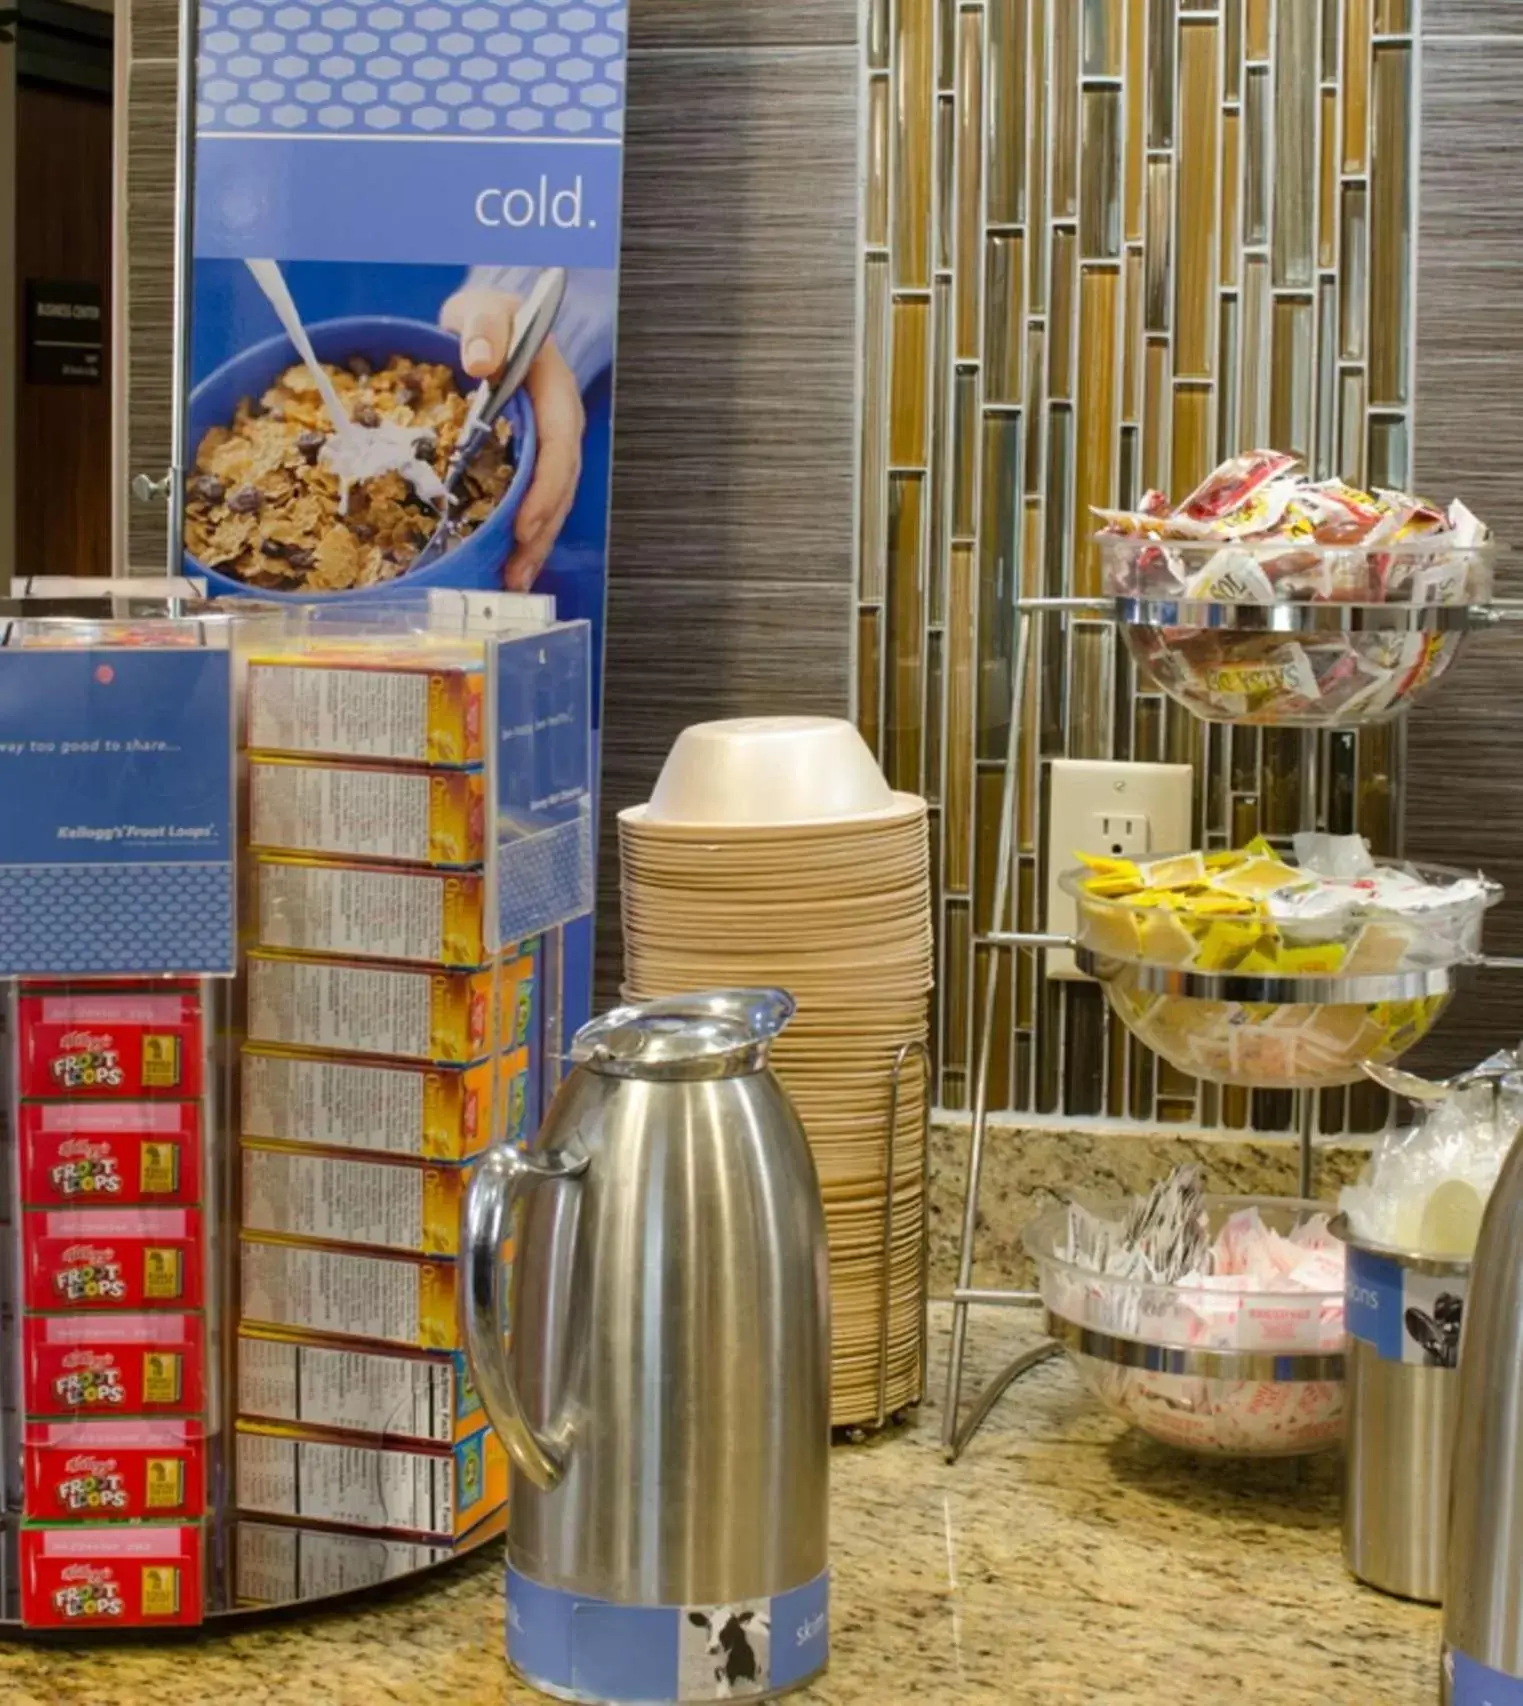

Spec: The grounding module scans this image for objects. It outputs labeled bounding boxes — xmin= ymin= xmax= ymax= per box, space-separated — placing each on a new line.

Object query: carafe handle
xmin=463 ymin=1141 xmax=587 ymax=1492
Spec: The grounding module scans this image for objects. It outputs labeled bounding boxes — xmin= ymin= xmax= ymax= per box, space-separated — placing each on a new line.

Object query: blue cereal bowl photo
xmin=185 ymin=315 xmax=537 ymax=599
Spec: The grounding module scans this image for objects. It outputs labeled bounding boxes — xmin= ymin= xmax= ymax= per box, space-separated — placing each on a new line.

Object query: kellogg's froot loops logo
xmin=54 ymin=1569 xmax=124 ymax=1620
xmin=50 ymin=1035 xmax=125 ymax=1090
xmin=57 ymin=1461 xmax=128 ymax=1512
xmin=54 ymin=1364 xmax=124 ymax=1407
xmin=55 ymin=1251 xmax=126 ymax=1303
xmin=50 ymin=1155 xmax=121 ymax=1196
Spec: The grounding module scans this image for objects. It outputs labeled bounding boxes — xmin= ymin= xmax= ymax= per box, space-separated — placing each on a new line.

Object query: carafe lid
xmin=570 ymin=989 xmax=795 ymax=1081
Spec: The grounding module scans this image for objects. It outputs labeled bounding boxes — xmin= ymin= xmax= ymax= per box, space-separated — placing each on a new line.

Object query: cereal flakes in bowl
xmin=184 ymin=317 xmax=537 ymax=599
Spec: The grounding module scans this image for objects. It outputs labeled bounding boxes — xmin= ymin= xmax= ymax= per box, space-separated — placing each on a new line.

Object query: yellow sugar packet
xmin=1137 ymin=908 xmax=1199 ymax=967
xmin=1082 ymin=874 xmax=1142 ymax=899
xmin=1181 ymin=891 xmax=1261 ymax=917
xmin=1276 ymin=941 xmax=1349 ymax=976
xmin=1076 ymin=852 xmax=1141 ymax=879
xmin=1342 ymin=922 xmax=1413 ymax=976
xmin=1192 ymin=919 xmax=1266 ymax=972
xmin=1139 ymin=852 xmax=1208 ymax=890
xmin=1210 ymin=856 xmax=1307 ymax=901
xmin=1076 ymin=902 xmax=1141 ymax=960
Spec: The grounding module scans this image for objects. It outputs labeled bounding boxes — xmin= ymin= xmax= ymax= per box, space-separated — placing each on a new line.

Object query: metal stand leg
xmin=1297 ymin=1088 xmax=1317 ymax=1201
xmin=948 ymin=1341 xmax=1064 ymax=1456
xmin=1296 ymin=729 xmax=1322 ymax=1203
xmin=876 ymin=1039 xmax=931 ymax=1428
xmin=941 ymin=610 xmax=1061 ymax=1461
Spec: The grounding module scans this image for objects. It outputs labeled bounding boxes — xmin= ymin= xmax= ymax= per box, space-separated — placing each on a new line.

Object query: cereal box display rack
xmin=942 ymin=455 xmax=1523 ymax=1464
xmin=0 ymin=596 xmax=593 ymax=1629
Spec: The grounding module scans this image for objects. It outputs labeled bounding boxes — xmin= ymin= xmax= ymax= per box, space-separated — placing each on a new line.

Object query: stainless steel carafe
xmin=1442 ymin=1109 xmax=1523 ymax=1703
xmin=464 ymin=989 xmax=831 ymax=1705
xmin=1339 ymin=1219 xmax=1468 ymax=1604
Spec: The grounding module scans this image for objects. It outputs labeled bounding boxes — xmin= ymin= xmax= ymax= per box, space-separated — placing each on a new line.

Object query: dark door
xmin=15 ymin=0 xmax=113 ymax=577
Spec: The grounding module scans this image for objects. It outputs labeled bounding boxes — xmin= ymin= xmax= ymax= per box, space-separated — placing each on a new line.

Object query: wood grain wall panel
xmin=608 ymin=48 xmax=858 ymax=586
xmin=130 ymin=0 xmax=180 ymax=64
xmin=1423 ymin=3 xmax=1523 ymax=34
xmin=597 ymin=45 xmax=860 ymax=993
xmin=631 ymin=0 xmax=857 ymax=49
xmin=123 ymin=56 xmax=176 ymax=569
xmin=1409 ymin=37 xmax=1523 ymax=1069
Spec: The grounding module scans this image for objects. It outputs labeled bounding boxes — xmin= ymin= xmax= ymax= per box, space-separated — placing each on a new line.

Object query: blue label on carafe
xmin=1448 ymin=1646 xmax=1523 ymax=1705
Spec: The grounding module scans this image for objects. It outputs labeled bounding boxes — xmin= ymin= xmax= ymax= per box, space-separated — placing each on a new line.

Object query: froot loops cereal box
xmin=18 ymin=991 xmax=204 ymax=1099
xmin=20 ymin=1523 xmax=203 ymax=1628
xmin=19 ymin=1103 xmax=202 ymax=1207
xmin=23 ymin=1314 xmax=206 ymax=1416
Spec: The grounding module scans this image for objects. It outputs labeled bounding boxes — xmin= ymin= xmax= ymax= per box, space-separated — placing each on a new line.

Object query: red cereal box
xmin=23 ymin=1314 xmax=206 ymax=1416
xmin=18 ymin=991 xmax=203 ymax=1098
xmin=25 ymin=1420 xmax=207 ymax=1522
xmin=21 ymin=1523 xmax=204 ymax=1629
xmin=19 ymin=1104 xmax=202 ymax=1207
xmin=23 ymin=1209 xmax=204 ymax=1311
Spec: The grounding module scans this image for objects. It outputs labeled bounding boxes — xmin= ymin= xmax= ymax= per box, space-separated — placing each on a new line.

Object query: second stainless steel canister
xmin=1338 ymin=1217 xmax=1469 ymax=1604
xmin=1444 ymin=1119 xmax=1523 ymax=1705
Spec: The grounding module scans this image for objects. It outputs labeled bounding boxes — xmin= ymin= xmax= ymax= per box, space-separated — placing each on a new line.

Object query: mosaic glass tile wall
xmin=857 ymin=0 xmax=1419 ymax=1129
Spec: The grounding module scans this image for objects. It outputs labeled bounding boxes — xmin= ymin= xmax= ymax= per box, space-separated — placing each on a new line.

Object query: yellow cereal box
xmin=255 ymin=856 xmax=489 ymax=969
xmin=246 ymin=648 xmax=485 ymax=767
xmin=235 ymin=1420 xmax=506 ymax=1543
xmin=238 ymin=1330 xmax=486 ymax=1444
xmin=246 ymin=952 xmax=499 ymax=1064
xmin=241 ymin=1047 xmax=518 ymax=1162
xmin=240 ymin=1145 xmax=473 ymax=1258
xmin=249 ymin=757 xmax=486 ymax=867
xmin=235 ymin=1508 xmax=506 ymax=1608
xmin=240 ymin=1234 xmax=470 ymax=1351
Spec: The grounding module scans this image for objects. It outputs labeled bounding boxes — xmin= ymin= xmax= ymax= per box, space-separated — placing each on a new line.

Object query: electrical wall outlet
xmin=1095 ymin=812 xmax=1149 ymax=858
xmin=1044 ymin=760 xmax=1195 ymax=979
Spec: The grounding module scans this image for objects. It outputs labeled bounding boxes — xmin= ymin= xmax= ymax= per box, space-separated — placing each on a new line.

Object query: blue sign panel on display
xmin=195 ymin=138 xmax=625 ymax=271
xmin=495 ymin=622 xmax=593 ymax=946
xmin=0 ymin=649 xmax=235 ymax=975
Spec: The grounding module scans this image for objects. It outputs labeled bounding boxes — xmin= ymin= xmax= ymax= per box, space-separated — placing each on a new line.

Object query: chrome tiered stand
xmin=943 ymin=593 xmax=1523 ymax=1463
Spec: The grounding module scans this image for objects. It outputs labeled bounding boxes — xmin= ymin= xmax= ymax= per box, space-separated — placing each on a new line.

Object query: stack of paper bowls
xmin=618 ymin=717 xmax=933 ymax=1426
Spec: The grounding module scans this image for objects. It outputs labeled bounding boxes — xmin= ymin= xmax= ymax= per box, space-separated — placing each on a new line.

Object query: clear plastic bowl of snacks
xmin=1099 ymin=976 xmax=1451 ymax=1090
xmin=1101 ymin=536 xmax=1496 ymax=728
xmin=1060 ymin=844 xmax=1497 ymax=1089
xmin=1024 ymin=1195 xmax=1346 ymax=1457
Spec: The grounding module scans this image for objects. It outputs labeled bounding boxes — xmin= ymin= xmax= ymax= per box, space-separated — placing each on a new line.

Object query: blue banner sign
xmin=495 ymin=621 xmax=592 ymax=946
xmin=0 ymin=648 xmax=235 ymax=976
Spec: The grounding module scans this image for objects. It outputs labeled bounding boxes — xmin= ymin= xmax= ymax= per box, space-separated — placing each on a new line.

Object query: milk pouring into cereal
xmin=245 ymin=259 xmax=448 ymax=514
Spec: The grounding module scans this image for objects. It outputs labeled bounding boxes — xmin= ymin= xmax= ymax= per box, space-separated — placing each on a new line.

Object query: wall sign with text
xmin=25 ymin=280 xmax=104 ymax=385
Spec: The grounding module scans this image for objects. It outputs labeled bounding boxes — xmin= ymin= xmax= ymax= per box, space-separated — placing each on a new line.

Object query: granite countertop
xmin=0 ymin=1307 xmax=1438 ymax=1706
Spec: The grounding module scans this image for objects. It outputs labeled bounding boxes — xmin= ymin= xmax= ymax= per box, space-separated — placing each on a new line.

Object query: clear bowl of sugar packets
xmin=1025 ymin=1171 xmax=1346 ymax=1457
xmin=1060 ymin=834 xmax=1498 ymax=1091
xmin=1097 ymin=451 xmax=1496 ymax=729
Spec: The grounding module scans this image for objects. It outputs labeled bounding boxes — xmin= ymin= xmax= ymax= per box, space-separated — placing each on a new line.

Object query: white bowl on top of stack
xmin=618 ymin=717 xmax=933 ymax=1427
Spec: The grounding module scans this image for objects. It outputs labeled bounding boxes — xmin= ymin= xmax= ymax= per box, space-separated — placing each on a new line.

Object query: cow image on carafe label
xmin=464 ymin=990 xmax=831 ymax=1704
